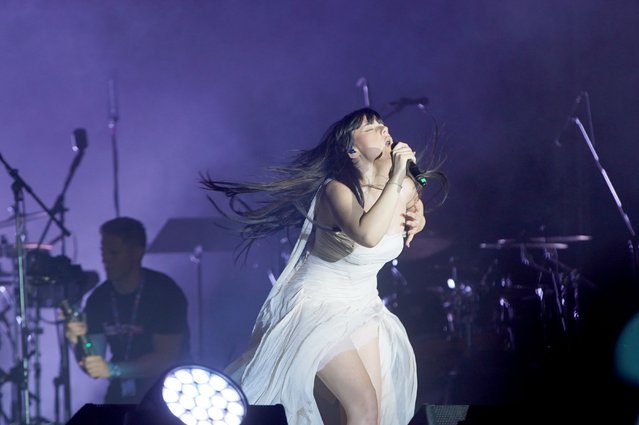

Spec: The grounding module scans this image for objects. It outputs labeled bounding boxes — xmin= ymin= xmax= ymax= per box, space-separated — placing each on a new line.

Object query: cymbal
xmin=480 ymin=241 xmax=568 ymax=250
xmin=529 ymin=235 xmax=592 ymax=243
xmin=0 ymin=242 xmax=52 ymax=258
xmin=23 ymin=243 xmax=52 ymax=251
xmin=0 ymin=211 xmax=47 ymax=229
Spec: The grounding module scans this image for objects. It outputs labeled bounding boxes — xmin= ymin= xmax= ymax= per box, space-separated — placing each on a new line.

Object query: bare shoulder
xmin=400 ymin=176 xmax=419 ymax=204
xmin=317 ymin=180 xmax=358 ymax=228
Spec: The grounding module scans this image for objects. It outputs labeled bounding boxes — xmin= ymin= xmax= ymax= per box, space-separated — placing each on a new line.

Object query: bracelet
xmin=387 ymin=181 xmax=403 ymax=190
xmin=108 ymin=362 xmax=122 ymax=378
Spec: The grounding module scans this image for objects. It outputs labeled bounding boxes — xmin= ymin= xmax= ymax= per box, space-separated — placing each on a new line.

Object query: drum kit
xmin=383 ymin=230 xmax=596 ymax=404
xmin=0 ymin=148 xmax=98 ymax=425
xmin=388 ymin=231 xmax=593 ymax=358
xmin=0 ymin=227 xmax=98 ymax=425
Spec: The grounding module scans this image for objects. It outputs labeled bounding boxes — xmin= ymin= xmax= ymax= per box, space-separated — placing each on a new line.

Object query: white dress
xmin=226 ymin=189 xmax=417 ymax=425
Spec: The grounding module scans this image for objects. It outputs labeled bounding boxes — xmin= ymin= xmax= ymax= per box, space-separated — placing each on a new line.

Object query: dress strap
xmin=271 ymin=179 xmax=328 ymax=286
xmin=251 ymin=180 xmax=330 ymax=332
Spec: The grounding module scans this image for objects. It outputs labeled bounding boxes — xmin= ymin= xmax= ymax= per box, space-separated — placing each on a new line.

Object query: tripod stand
xmin=0 ymin=149 xmax=74 ymax=425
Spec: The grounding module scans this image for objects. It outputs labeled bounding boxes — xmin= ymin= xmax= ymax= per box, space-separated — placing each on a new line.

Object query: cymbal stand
xmin=572 ymin=117 xmax=638 ymax=279
xmin=0 ymin=284 xmax=17 ymax=424
xmin=30 ymin=292 xmax=53 ymax=425
xmin=520 ymin=246 xmax=573 ymax=349
xmin=0 ymin=152 xmax=71 ymax=425
xmin=548 ymin=258 xmax=568 ymax=335
xmin=2 ymin=156 xmax=31 ymax=425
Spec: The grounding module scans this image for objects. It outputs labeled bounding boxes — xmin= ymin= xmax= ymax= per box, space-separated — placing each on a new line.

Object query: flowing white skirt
xmin=227 ymin=233 xmax=417 ymax=425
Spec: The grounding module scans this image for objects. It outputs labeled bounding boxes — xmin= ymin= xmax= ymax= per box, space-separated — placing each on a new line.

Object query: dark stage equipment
xmin=66 ymin=365 xmax=288 ymax=425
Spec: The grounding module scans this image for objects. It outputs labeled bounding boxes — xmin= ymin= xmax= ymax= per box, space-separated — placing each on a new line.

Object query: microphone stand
xmin=355 ymin=77 xmax=371 ymax=107
xmin=382 ymin=97 xmax=430 ymax=120
xmin=108 ymin=77 xmax=121 ymax=217
xmin=572 ymin=117 xmax=638 ymax=279
xmin=189 ymin=245 xmax=204 ymax=361
xmin=0 ymin=153 xmax=71 ymax=425
xmin=36 ymin=135 xmax=85 ymax=250
xmin=34 ymin=138 xmax=86 ymax=424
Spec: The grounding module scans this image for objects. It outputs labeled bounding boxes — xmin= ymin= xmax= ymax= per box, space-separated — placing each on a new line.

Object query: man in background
xmin=65 ymin=217 xmax=190 ymax=403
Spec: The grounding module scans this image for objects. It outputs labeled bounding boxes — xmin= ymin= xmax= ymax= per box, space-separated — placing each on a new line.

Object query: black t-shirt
xmin=84 ymin=267 xmax=190 ymax=403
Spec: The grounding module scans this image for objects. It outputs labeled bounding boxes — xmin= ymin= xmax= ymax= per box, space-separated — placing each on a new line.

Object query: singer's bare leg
xmin=317 ymin=335 xmax=382 ymax=425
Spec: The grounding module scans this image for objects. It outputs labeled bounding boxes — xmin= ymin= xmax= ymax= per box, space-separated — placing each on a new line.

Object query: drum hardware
xmin=0 ymin=243 xmax=52 ymax=260
xmin=0 ymin=211 xmax=47 ymax=230
xmin=480 ymin=235 xmax=590 ymax=354
xmin=528 ymin=235 xmax=592 ymax=243
xmin=1 ymin=139 xmax=92 ymax=425
xmin=441 ymin=279 xmax=478 ymax=349
xmin=480 ymin=241 xmax=569 ymax=250
xmin=26 ymin=250 xmax=98 ymax=308
xmin=566 ymin=111 xmax=638 ymax=277
xmin=418 ymin=256 xmax=491 ymax=355
xmin=0 ymin=254 xmax=96 ymax=425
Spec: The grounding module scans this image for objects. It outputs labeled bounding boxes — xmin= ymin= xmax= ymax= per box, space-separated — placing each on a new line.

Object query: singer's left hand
xmin=403 ymin=199 xmax=425 ymax=247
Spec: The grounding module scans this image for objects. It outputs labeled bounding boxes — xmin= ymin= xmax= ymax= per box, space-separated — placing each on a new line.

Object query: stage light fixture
xmin=138 ymin=365 xmax=248 ymax=425
xmin=67 ymin=365 xmax=291 ymax=425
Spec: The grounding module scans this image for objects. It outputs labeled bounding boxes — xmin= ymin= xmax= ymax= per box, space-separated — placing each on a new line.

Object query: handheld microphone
xmin=408 ymin=161 xmax=428 ymax=186
xmin=391 ymin=141 xmax=428 ymax=186
xmin=60 ymin=300 xmax=95 ymax=358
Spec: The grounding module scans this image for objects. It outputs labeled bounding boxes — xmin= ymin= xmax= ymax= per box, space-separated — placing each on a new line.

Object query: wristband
xmin=108 ymin=362 xmax=122 ymax=378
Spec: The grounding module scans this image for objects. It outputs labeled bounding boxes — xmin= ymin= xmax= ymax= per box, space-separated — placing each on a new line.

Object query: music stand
xmin=148 ymin=217 xmax=241 ymax=254
xmin=148 ymin=217 xmax=241 ymax=360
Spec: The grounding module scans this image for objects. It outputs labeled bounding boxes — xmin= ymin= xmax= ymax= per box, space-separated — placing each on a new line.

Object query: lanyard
xmin=110 ymin=276 xmax=145 ymax=361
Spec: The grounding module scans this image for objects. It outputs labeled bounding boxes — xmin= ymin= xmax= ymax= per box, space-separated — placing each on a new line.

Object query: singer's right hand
xmin=65 ymin=320 xmax=88 ymax=345
xmin=389 ymin=141 xmax=416 ymax=181
xmin=80 ymin=355 xmax=110 ymax=379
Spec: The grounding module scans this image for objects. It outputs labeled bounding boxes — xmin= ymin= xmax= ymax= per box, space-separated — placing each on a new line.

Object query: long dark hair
xmin=201 ymin=107 xmax=447 ymax=259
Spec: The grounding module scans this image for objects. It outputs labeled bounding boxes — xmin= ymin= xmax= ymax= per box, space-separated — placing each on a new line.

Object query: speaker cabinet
xmin=408 ymin=404 xmax=469 ymax=425
xmin=243 ymin=404 xmax=289 ymax=425
xmin=66 ymin=403 xmax=288 ymax=425
xmin=65 ymin=404 xmax=136 ymax=425
xmin=408 ymin=404 xmax=542 ymax=425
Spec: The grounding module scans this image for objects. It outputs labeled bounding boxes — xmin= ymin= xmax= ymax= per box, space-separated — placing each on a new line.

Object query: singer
xmin=202 ymin=107 xmax=447 ymax=424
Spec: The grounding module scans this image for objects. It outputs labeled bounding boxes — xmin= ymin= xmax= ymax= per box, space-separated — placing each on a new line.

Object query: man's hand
xmin=65 ymin=320 xmax=87 ymax=345
xmin=80 ymin=355 xmax=110 ymax=379
xmin=403 ymin=199 xmax=426 ymax=248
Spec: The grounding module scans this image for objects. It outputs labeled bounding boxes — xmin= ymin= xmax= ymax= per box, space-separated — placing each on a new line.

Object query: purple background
xmin=0 ymin=1 xmax=637 ymax=422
